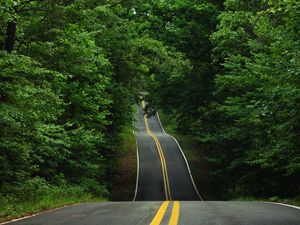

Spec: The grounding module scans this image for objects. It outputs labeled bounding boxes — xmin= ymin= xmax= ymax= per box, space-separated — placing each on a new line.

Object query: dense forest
xmin=145 ymin=0 xmax=299 ymax=200
xmin=0 ymin=0 xmax=299 ymax=216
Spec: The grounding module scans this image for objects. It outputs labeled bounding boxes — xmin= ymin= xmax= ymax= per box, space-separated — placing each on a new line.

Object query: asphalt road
xmin=134 ymin=103 xmax=200 ymax=201
xmin=4 ymin=103 xmax=300 ymax=225
xmin=6 ymin=201 xmax=300 ymax=225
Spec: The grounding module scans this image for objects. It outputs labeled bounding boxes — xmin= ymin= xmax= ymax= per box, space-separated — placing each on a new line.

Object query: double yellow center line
xmin=142 ymin=101 xmax=180 ymax=225
xmin=142 ymin=101 xmax=172 ymax=201
xmin=150 ymin=201 xmax=180 ymax=225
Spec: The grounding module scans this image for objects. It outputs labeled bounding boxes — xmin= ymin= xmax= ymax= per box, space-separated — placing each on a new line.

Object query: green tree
xmin=199 ymin=0 xmax=300 ymax=198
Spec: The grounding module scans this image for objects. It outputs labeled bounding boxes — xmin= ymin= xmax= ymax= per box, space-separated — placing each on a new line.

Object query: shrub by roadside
xmin=0 ymin=177 xmax=106 ymax=222
xmin=109 ymin=123 xmax=137 ymax=201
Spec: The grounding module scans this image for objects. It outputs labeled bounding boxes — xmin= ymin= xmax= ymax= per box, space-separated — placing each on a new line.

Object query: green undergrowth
xmin=0 ymin=183 xmax=105 ymax=223
xmin=109 ymin=122 xmax=137 ymax=201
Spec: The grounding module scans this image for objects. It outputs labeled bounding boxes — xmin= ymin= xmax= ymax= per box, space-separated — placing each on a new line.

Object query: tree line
xmin=0 ymin=0 xmax=299 ymax=207
xmin=146 ymin=0 xmax=299 ymax=200
xmin=0 ymin=0 xmax=188 ymax=207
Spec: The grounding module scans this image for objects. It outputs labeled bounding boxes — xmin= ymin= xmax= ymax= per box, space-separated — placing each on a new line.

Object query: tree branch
xmin=109 ymin=0 xmax=128 ymax=8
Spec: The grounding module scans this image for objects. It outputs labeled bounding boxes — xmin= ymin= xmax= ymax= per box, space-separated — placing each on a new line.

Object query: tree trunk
xmin=5 ymin=21 xmax=17 ymax=53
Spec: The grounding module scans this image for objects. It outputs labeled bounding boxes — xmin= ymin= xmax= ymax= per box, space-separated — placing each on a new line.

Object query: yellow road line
xmin=155 ymin=137 xmax=172 ymax=200
xmin=149 ymin=201 xmax=180 ymax=225
xmin=142 ymin=101 xmax=172 ymax=200
xmin=168 ymin=201 xmax=180 ymax=225
xmin=150 ymin=201 xmax=169 ymax=225
xmin=142 ymin=110 xmax=168 ymax=199
xmin=143 ymin=101 xmax=180 ymax=225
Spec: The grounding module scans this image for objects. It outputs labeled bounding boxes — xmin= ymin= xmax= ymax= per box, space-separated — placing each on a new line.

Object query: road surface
xmin=4 ymin=103 xmax=300 ymax=225
xmin=133 ymin=102 xmax=200 ymax=201
xmin=5 ymin=201 xmax=300 ymax=225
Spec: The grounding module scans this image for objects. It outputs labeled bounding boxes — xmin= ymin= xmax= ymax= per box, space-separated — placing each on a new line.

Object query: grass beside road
xmin=109 ymin=123 xmax=137 ymax=201
xmin=0 ymin=185 xmax=105 ymax=223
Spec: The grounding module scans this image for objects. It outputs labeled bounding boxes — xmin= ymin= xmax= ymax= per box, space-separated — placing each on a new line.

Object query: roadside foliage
xmin=0 ymin=0 xmax=189 ymax=216
xmin=0 ymin=0 xmax=299 ymax=216
xmin=146 ymin=0 xmax=300 ymax=200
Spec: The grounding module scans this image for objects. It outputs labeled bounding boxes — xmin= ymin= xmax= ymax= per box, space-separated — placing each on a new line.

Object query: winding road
xmin=3 ymin=102 xmax=300 ymax=225
xmin=134 ymin=101 xmax=200 ymax=201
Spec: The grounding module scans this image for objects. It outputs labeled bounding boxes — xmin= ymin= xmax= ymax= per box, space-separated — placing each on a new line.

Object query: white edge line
xmin=0 ymin=203 xmax=83 ymax=225
xmin=263 ymin=201 xmax=300 ymax=210
xmin=156 ymin=112 xmax=204 ymax=201
xmin=133 ymin=131 xmax=140 ymax=201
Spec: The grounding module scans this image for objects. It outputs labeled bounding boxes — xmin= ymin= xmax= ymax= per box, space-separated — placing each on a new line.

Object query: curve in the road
xmin=134 ymin=101 xmax=200 ymax=201
xmin=156 ymin=112 xmax=202 ymax=201
xmin=142 ymin=101 xmax=172 ymax=201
